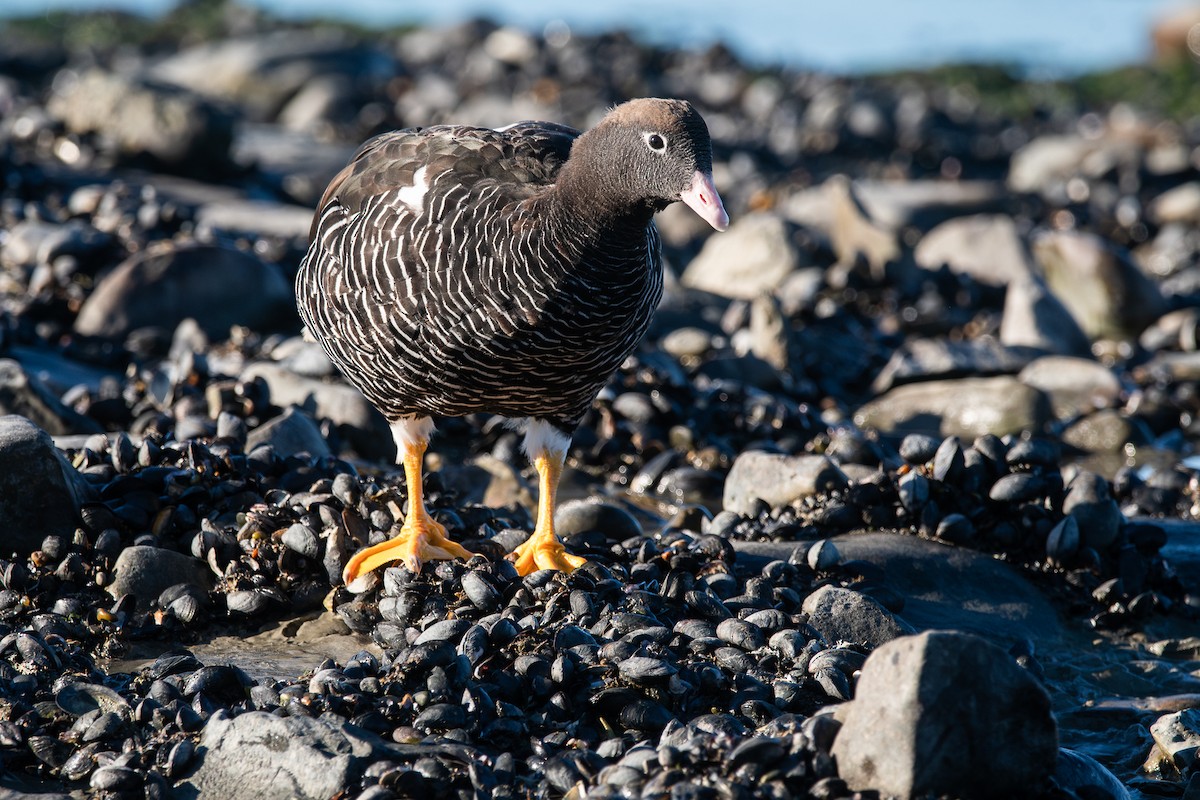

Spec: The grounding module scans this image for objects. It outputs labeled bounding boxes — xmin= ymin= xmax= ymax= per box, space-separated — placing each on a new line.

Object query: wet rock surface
xmin=0 ymin=4 xmax=1198 ymax=800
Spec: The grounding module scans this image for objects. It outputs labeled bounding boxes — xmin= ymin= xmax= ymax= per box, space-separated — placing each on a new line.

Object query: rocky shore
xmin=1 ymin=4 xmax=1200 ymax=799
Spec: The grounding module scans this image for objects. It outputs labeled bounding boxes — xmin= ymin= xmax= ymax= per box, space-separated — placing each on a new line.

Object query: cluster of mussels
xmin=0 ymin=409 xmax=1174 ymax=798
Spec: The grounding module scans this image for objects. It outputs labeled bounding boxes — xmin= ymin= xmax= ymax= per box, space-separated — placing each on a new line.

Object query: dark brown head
xmin=559 ymin=98 xmax=728 ymax=231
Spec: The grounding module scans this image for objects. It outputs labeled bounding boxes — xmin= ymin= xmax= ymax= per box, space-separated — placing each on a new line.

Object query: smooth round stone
xmin=898 ymin=433 xmax=940 ymax=465
xmin=661 ymin=326 xmax=714 ymax=358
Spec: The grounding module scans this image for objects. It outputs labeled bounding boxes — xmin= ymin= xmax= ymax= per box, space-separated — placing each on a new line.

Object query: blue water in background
xmin=0 ymin=0 xmax=1186 ymax=76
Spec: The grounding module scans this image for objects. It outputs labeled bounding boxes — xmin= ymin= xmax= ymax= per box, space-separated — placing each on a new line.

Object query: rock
xmin=555 ymin=498 xmax=643 ymax=541
xmin=0 ymin=219 xmax=110 ymax=272
xmin=999 ymin=275 xmax=1094 ymax=356
xmin=826 ymin=175 xmax=899 ymax=276
xmin=268 ymin=338 xmax=338 ymax=379
xmin=194 ymin=199 xmax=314 ymax=240
xmin=789 ymin=177 xmax=1004 ymax=238
xmin=46 ymin=68 xmax=233 ymax=172
xmin=1146 ymin=708 xmax=1200 ymax=775
xmin=1008 ymin=133 xmax=1139 ymax=197
xmin=1061 ymin=409 xmax=1152 ymax=455
xmin=234 ymin=124 xmax=359 ymax=206
xmin=737 ymin=533 xmax=1066 ymax=643
xmin=73 ymin=241 xmax=294 ymax=341
xmin=722 ymin=451 xmax=850 ymax=515
xmin=278 ymin=74 xmax=356 ymax=133
xmin=107 ymin=546 xmax=211 ymax=610
xmin=659 ymin=327 xmax=714 ymax=360
xmin=0 ymin=359 xmax=103 ymax=435
xmin=1018 ymin=356 xmax=1121 ymax=418
xmin=872 ymin=338 xmax=1040 ymax=394
xmin=174 ymin=710 xmax=400 ymax=800
xmin=1053 ymin=748 xmax=1130 ymax=800
xmin=452 ymin=453 xmax=533 ymax=509
xmin=9 ymin=345 xmax=122 ymax=395
xmin=914 ymin=214 xmax=1036 ymax=287
xmin=238 ymin=362 xmax=392 ymax=461
xmin=1150 ymin=182 xmax=1200 ymax=225
xmin=679 ymin=212 xmax=801 ymax=299
xmin=0 ymin=415 xmax=92 ymax=558
xmin=801 ymin=585 xmax=915 ymax=649
xmin=1033 ymin=230 xmax=1168 ymax=341
xmin=151 ymin=30 xmax=395 ymax=122
xmin=832 ymin=630 xmax=1058 ymax=798
xmin=245 ymin=407 xmax=331 ymax=459
xmin=855 ymin=376 xmax=1052 ymax=440
xmin=1140 ymin=351 xmax=1200 ymax=383
xmin=1140 ymin=308 xmax=1200 ymax=353
xmin=748 ymin=294 xmax=789 ymax=370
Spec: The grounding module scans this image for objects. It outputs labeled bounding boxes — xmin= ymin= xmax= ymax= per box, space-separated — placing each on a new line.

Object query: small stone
xmin=722 ymin=451 xmax=849 ymax=516
xmin=246 ymin=407 xmax=331 ymax=459
xmin=107 ymin=546 xmax=211 ymax=611
xmin=801 ymin=585 xmax=914 ymax=650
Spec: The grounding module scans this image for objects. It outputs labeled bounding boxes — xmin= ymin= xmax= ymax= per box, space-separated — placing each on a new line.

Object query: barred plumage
xmin=296 ymin=98 xmax=728 ymax=581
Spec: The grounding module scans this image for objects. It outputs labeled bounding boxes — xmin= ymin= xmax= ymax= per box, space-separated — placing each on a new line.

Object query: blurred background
xmin=0 ymin=0 xmax=1191 ymax=75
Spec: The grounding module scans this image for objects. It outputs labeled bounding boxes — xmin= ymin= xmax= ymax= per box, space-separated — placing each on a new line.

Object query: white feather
xmin=395 ymin=165 xmax=429 ymax=215
xmin=390 ymin=416 xmax=435 ymax=459
xmin=522 ymin=418 xmax=571 ymax=459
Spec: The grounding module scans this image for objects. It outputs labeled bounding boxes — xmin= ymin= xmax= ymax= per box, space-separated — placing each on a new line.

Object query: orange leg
xmin=510 ymin=447 xmax=586 ymax=575
xmin=342 ymin=436 xmax=474 ymax=584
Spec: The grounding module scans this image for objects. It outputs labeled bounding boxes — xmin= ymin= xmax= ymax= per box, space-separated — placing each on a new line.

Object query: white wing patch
xmin=396 ymin=165 xmax=429 ymax=215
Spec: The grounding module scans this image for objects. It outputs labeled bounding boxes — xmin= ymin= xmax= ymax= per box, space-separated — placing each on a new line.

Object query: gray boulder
xmin=555 ymin=498 xmax=643 ymax=541
xmin=232 ymin=124 xmax=358 ymax=206
xmin=176 ymin=711 xmax=390 ymax=800
xmin=245 ymin=406 xmax=331 ymax=459
xmin=1018 ymin=356 xmax=1121 ymax=419
xmin=1061 ymin=410 xmax=1152 ymax=456
xmin=914 ymin=214 xmax=1036 ymax=287
xmin=0 ymin=415 xmax=92 ymax=558
xmin=872 ymin=338 xmax=1040 ymax=394
xmin=46 ymin=69 xmax=233 ymax=172
xmin=152 ymin=30 xmax=393 ymax=122
xmin=855 ymin=375 xmax=1052 ymax=439
xmin=1033 ymin=230 xmax=1167 ymax=341
xmin=999 ymin=275 xmax=1094 ymax=356
xmin=1008 ymin=133 xmax=1139 ymax=197
xmin=832 ymin=630 xmax=1058 ymax=798
xmin=801 ymin=584 xmax=914 ymax=649
xmin=738 ymin=532 xmax=1066 ymax=644
xmin=722 ymin=451 xmax=849 ymax=515
xmin=239 ymin=362 xmax=391 ymax=461
xmin=107 ymin=546 xmax=211 ymax=610
xmin=0 ymin=359 xmax=103 ymax=435
xmin=74 ymin=242 xmax=293 ymax=341
xmin=679 ymin=212 xmax=802 ymax=299
xmin=0 ymin=219 xmax=110 ymax=272
xmin=194 ymin=199 xmax=314 ymax=241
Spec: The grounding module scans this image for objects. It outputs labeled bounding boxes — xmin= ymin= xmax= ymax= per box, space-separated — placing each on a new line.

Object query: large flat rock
xmin=735 ymin=531 xmax=1068 ymax=645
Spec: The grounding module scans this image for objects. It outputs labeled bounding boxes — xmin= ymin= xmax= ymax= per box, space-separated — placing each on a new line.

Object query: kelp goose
xmin=295 ymin=98 xmax=728 ymax=583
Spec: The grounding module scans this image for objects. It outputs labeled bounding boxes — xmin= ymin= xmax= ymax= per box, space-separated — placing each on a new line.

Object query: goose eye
xmin=645 ymin=133 xmax=666 ymax=152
